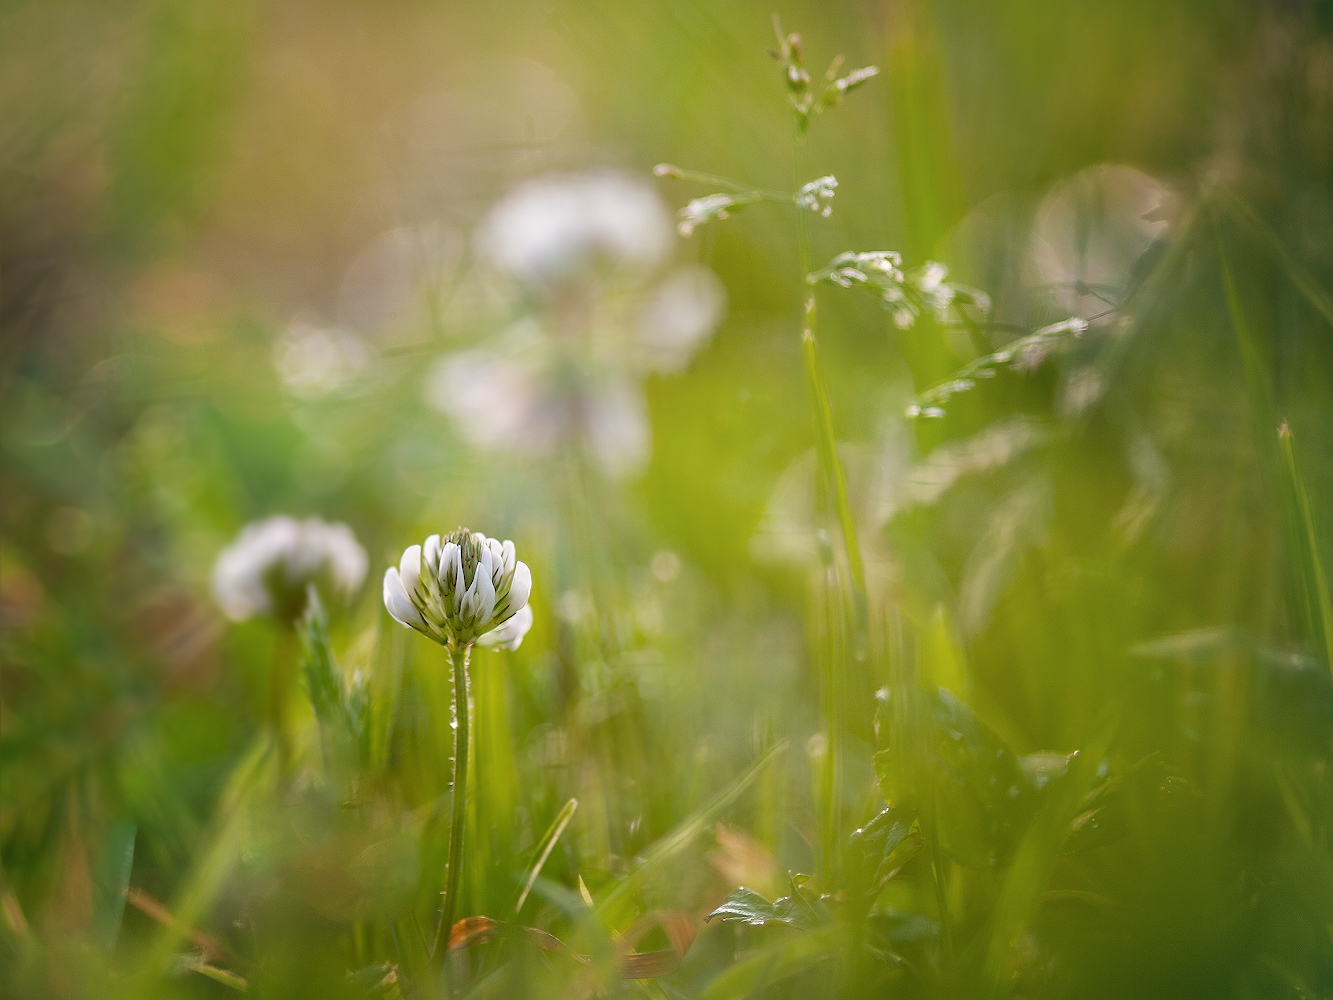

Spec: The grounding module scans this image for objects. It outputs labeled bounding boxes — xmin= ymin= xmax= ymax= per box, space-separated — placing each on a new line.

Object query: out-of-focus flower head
xmin=1029 ymin=164 xmax=1177 ymax=323
xmin=477 ymin=170 xmax=673 ymax=289
xmin=426 ymin=169 xmax=727 ymax=476
xmin=212 ymin=516 xmax=368 ymax=623
xmin=274 ymin=320 xmax=369 ymax=399
xmin=383 ymin=528 xmax=533 ymax=649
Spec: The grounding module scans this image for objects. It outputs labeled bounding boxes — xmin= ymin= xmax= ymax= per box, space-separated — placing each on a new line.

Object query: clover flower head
xmin=383 ymin=528 xmax=533 ymax=649
xmin=212 ymin=516 xmax=368 ymax=622
xmin=478 ymin=170 xmax=672 ymax=288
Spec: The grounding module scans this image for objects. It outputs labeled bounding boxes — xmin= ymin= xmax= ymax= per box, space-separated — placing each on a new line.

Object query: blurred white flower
xmin=424 ymin=329 xmax=652 ymax=475
xmin=383 ymin=528 xmax=533 ymax=649
xmin=425 ymin=329 xmax=555 ymax=456
xmin=477 ymin=170 xmax=672 ymax=288
xmin=1029 ymin=165 xmax=1177 ymax=322
xmin=426 ymin=169 xmax=727 ymax=477
xmin=274 ymin=321 xmax=368 ymax=399
xmin=212 ymin=516 xmax=368 ymax=622
xmin=638 ymin=266 xmax=727 ymax=373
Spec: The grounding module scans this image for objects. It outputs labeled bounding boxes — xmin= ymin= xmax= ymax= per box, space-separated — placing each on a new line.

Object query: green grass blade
xmin=696 ymin=929 xmax=838 ymax=1000
xmin=1278 ymin=422 xmax=1333 ymax=676
xmin=801 ymin=301 xmax=868 ymax=606
xmin=597 ymin=741 xmax=788 ymax=926
xmin=1225 ymin=194 xmax=1333 ymax=328
xmin=90 ymin=821 xmax=136 ymax=952
xmin=515 ymin=798 xmax=578 ymax=915
xmin=137 ymin=734 xmax=274 ymax=978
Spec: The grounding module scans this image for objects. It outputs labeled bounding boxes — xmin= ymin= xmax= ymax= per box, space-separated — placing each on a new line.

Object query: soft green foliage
xmin=5 ymin=2 xmax=1333 ymax=998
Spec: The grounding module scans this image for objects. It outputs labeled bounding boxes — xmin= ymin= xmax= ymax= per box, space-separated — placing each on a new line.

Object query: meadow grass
xmin=4 ymin=3 xmax=1333 ymax=998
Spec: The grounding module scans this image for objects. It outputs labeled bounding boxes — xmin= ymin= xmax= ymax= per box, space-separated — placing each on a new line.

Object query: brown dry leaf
xmin=126 ymin=887 xmax=241 ymax=968
xmin=446 ymin=914 xmax=690 ymax=980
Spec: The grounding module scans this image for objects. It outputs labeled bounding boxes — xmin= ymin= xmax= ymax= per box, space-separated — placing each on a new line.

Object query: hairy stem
xmin=434 ymin=643 xmax=471 ymax=966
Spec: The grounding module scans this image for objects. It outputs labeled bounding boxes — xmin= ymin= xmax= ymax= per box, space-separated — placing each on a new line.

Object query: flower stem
xmin=433 ymin=642 xmax=471 ymax=966
xmin=270 ymin=627 xmax=294 ymax=774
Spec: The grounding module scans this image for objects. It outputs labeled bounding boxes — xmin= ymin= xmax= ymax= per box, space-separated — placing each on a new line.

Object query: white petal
xmin=452 ymin=555 xmax=466 ymax=611
xmin=478 ymin=570 xmax=496 ymax=623
xmin=478 ymin=605 xmax=533 ymax=650
xmin=463 ymin=570 xmax=496 ymax=626
xmin=440 ymin=541 xmax=460 ymax=585
xmin=507 ymin=561 xmax=532 ymax=611
xmin=501 ymin=540 xmax=516 ymax=579
xmin=383 ymin=568 xmax=424 ymax=629
xmin=399 ymin=544 xmax=422 ymax=597
xmin=423 ymin=534 xmax=441 ymax=576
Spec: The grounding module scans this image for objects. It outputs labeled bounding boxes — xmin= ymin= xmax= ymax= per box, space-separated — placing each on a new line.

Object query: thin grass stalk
xmin=433 ymin=643 xmax=471 ymax=966
xmin=1279 ymin=423 xmax=1333 ymax=676
xmin=792 ymin=128 xmax=868 ymax=620
xmin=817 ymin=558 xmax=847 ymax=886
xmin=801 ymin=310 xmax=868 ymax=606
xmin=1216 ymin=232 xmax=1333 ymax=672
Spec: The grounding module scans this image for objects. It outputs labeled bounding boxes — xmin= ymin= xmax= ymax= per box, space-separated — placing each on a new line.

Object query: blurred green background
xmin=6 ymin=0 xmax=1333 ymax=997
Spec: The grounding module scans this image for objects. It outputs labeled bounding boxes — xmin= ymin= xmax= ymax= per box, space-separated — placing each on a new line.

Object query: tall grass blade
xmin=90 ymin=821 xmax=136 ymax=952
xmin=515 ymin=798 xmax=578 ymax=915
xmin=1278 ymin=422 xmax=1333 ymax=675
xmin=1225 ymin=194 xmax=1333 ymax=329
xmin=598 ymin=741 xmax=788 ymax=926
xmin=137 ymin=734 xmax=274 ymax=977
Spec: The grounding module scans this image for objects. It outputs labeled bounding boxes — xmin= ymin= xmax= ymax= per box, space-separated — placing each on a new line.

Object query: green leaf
xmin=706 ymin=885 xmax=824 ymax=931
xmin=696 ymin=929 xmax=839 ymax=1000
xmin=876 ymin=687 xmax=1031 ymax=867
xmin=851 ymin=806 xmax=922 ymax=896
xmin=299 ymin=587 xmax=344 ymax=726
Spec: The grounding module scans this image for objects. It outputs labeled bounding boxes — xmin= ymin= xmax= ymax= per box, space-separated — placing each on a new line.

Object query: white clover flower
xmin=274 ymin=321 xmax=368 ymax=399
xmin=1029 ymin=165 xmax=1175 ymax=324
xmin=424 ymin=331 xmax=656 ymax=475
xmin=477 ymin=170 xmax=672 ymax=287
xmin=212 ymin=516 xmax=368 ymax=622
xmin=426 ymin=169 xmax=727 ymax=478
xmin=383 ymin=528 xmax=533 ymax=649
xmin=638 ymin=265 xmax=727 ymax=373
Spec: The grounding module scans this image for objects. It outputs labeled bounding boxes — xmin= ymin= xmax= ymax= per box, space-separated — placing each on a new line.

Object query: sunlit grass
xmin=5 ymin=3 xmax=1333 ymax=998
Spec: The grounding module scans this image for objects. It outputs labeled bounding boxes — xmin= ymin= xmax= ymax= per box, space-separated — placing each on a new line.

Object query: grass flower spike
xmin=383 ymin=528 xmax=533 ymax=650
